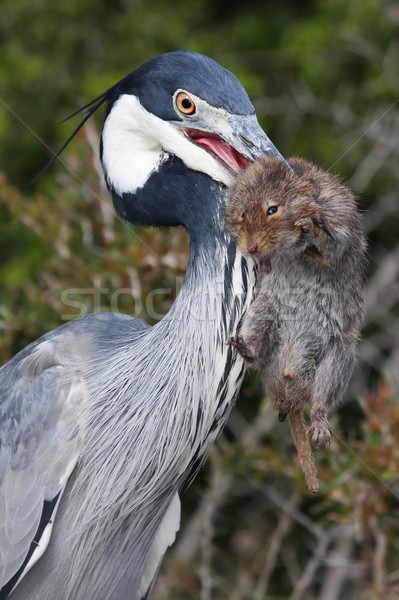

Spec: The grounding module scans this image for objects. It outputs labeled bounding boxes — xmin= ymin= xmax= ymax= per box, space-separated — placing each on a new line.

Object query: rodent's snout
xmin=237 ymin=231 xmax=270 ymax=258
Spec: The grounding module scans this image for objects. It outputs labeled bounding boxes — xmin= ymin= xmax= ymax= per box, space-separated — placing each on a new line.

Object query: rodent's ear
xmin=297 ymin=177 xmax=320 ymax=201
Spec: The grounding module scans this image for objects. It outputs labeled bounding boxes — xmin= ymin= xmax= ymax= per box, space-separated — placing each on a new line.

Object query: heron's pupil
xmin=182 ymin=98 xmax=192 ymax=109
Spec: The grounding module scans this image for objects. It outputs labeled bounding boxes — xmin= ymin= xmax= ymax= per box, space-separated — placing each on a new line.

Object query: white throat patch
xmin=101 ymin=94 xmax=233 ymax=195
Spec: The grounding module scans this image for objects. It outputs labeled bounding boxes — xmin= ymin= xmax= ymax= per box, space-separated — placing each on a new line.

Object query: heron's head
xmin=53 ymin=52 xmax=284 ymax=230
xmin=96 ymin=51 xmax=283 ymax=229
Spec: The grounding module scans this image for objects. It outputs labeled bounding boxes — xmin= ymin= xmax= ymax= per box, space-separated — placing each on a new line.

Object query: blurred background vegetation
xmin=1 ymin=0 xmax=399 ymax=598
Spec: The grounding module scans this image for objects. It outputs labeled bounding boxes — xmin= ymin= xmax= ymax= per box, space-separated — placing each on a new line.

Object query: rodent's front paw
xmin=309 ymin=420 xmax=332 ymax=449
xmin=226 ymin=335 xmax=255 ymax=363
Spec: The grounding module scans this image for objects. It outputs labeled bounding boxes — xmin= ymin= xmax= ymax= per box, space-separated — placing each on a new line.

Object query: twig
xmin=254 ymin=490 xmax=300 ymax=599
xmin=199 ymin=450 xmax=230 ymax=600
xmin=318 ymin=528 xmax=354 ymax=600
xmin=289 ymin=526 xmax=334 ymax=600
xmin=371 ymin=516 xmax=387 ymax=593
xmin=261 ymin=486 xmax=325 ymax=540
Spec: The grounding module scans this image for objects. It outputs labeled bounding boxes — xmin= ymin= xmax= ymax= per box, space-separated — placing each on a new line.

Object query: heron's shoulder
xmin=0 ymin=313 xmax=150 ymax=389
xmin=64 ymin=311 xmax=150 ymax=338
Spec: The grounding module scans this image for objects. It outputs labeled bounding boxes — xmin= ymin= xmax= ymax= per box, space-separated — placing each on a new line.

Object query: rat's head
xmin=226 ymin=157 xmax=322 ymax=259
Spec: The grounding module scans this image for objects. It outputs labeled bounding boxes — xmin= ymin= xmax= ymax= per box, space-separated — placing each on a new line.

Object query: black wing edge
xmin=0 ymin=492 xmax=61 ymax=599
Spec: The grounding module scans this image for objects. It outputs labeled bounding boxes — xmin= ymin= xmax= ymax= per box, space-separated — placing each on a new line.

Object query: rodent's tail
xmin=288 ymin=411 xmax=320 ymax=493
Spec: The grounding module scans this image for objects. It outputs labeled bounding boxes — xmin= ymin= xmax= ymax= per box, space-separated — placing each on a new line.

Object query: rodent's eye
xmin=266 ymin=206 xmax=278 ymax=216
xmin=175 ymin=91 xmax=196 ymax=116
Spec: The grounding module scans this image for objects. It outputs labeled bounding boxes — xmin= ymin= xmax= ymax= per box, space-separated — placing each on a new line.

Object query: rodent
xmin=225 ymin=156 xmax=366 ymax=493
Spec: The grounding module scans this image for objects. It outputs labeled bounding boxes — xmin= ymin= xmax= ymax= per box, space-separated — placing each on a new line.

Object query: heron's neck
xmin=162 ymin=180 xmax=245 ymax=325
xmin=108 ymin=159 xmax=258 ymax=471
xmin=154 ymin=185 xmax=254 ymax=455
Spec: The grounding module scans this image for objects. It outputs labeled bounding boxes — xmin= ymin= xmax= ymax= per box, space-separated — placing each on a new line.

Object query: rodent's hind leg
xmin=310 ymin=338 xmax=357 ymax=448
xmin=226 ymin=334 xmax=256 ymax=363
xmin=309 ymin=407 xmax=332 ymax=448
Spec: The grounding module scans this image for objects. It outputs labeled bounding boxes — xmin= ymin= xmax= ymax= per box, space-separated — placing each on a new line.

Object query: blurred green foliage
xmin=1 ymin=0 xmax=399 ymax=598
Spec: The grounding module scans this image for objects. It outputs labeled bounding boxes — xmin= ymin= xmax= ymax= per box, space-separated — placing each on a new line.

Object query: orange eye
xmin=175 ymin=92 xmax=196 ymax=115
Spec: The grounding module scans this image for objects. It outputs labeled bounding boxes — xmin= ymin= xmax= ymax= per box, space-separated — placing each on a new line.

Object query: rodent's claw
xmin=226 ymin=334 xmax=255 ymax=363
xmin=308 ymin=421 xmax=332 ymax=449
xmin=278 ymin=411 xmax=287 ymax=423
xmin=295 ymin=213 xmax=337 ymax=242
xmin=320 ymin=216 xmax=337 ymax=240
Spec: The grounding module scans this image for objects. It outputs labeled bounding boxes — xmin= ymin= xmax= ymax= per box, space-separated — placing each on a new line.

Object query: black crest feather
xmin=33 ymin=76 xmax=127 ymax=182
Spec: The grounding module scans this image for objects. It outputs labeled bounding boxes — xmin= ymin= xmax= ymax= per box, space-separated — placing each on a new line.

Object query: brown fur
xmin=226 ymin=156 xmax=366 ymax=492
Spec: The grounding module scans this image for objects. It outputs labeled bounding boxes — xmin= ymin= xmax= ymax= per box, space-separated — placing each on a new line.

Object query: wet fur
xmin=226 ymin=157 xmax=366 ymax=491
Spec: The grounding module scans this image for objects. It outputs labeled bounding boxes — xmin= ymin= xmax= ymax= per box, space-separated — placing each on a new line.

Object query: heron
xmin=0 ymin=51 xmax=284 ymax=599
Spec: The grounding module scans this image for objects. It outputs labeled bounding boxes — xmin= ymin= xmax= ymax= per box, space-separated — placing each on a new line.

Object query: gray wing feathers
xmin=138 ymin=492 xmax=181 ymax=598
xmin=0 ymin=356 xmax=85 ymax=588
